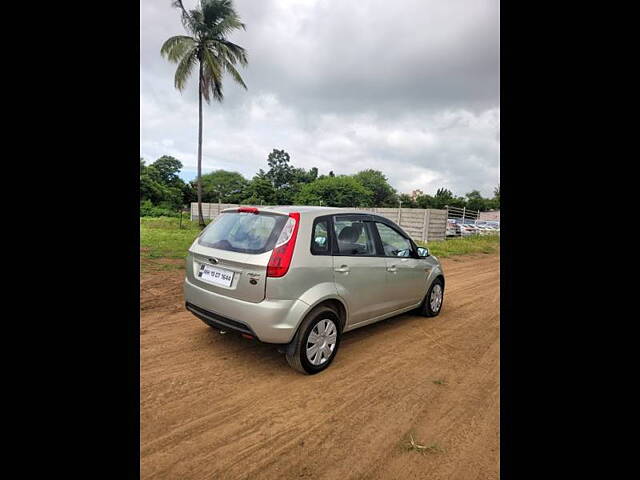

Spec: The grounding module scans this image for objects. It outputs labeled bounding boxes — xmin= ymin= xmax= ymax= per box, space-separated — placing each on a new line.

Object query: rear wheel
xmin=285 ymin=305 xmax=341 ymax=374
xmin=421 ymin=277 xmax=444 ymax=317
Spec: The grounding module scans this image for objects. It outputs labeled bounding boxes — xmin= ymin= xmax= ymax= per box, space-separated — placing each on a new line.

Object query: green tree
xmin=242 ymin=172 xmax=277 ymax=205
xmin=293 ymin=166 xmax=318 ymax=184
xmin=140 ymin=164 xmax=183 ymax=208
xmin=448 ymin=196 xmax=467 ymax=208
xmin=353 ymin=169 xmax=398 ymax=207
xmin=161 ymin=0 xmax=248 ymax=226
xmin=415 ymin=194 xmax=435 ymax=209
xmin=197 ymin=170 xmax=249 ymax=203
xmin=140 ymin=155 xmax=191 ymax=209
xmin=295 ymin=176 xmax=373 ymax=207
xmin=432 ymin=188 xmax=454 ymax=209
xmin=265 ymin=149 xmax=293 ymax=189
xmin=398 ymin=193 xmax=417 ymax=209
xmin=181 ymin=182 xmax=196 ymax=206
xmin=465 ymin=190 xmax=487 ymax=211
xmin=492 ymin=184 xmax=500 ymax=209
xmin=261 ymin=149 xmax=318 ymax=204
xmin=151 ymin=155 xmax=183 ymax=187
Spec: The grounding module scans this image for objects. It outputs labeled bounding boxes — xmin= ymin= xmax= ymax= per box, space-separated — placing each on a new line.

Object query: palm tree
xmin=161 ymin=0 xmax=248 ymax=226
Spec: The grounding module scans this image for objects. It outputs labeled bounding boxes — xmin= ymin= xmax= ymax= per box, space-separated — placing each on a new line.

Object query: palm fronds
xmin=161 ymin=0 xmax=248 ymax=101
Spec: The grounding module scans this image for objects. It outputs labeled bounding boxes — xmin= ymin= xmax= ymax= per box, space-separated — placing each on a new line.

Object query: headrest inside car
xmin=338 ymin=226 xmax=359 ymax=242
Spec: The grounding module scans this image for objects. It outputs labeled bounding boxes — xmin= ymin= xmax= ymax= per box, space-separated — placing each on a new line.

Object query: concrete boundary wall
xmin=190 ymin=203 xmax=447 ymax=242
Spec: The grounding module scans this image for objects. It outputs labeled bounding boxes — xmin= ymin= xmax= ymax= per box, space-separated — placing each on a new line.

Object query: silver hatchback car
xmin=184 ymin=206 xmax=445 ymax=374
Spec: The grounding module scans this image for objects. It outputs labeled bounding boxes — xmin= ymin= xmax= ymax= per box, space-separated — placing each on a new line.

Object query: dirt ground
xmin=140 ymin=253 xmax=499 ymax=479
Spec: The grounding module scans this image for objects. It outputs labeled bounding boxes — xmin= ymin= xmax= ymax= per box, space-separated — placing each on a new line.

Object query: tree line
xmin=140 ymin=149 xmax=500 ymax=216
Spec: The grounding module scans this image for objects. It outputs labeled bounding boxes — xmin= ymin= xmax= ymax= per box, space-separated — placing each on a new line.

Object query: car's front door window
xmin=375 ymin=223 xmax=413 ymax=257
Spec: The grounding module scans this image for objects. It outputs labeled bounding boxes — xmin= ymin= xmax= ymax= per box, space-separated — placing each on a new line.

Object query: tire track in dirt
xmin=140 ymin=253 xmax=499 ymax=479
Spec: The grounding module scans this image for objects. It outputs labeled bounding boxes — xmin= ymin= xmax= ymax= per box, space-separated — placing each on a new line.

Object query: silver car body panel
xmin=183 ymin=206 xmax=445 ymax=344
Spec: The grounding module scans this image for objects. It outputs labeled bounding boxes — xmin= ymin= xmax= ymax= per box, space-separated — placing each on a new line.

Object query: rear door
xmin=331 ymin=215 xmax=390 ymax=326
xmin=373 ymin=221 xmax=428 ymax=309
xmin=187 ymin=210 xmax=288 ymax=303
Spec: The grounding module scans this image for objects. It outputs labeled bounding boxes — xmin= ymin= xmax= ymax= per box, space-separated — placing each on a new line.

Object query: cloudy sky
xmin=140 ymin=0 xmax=499 ymax=197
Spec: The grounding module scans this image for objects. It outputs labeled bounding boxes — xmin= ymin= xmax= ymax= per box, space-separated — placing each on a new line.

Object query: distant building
xmin=410 ymin=189 xmax=423 ymax=200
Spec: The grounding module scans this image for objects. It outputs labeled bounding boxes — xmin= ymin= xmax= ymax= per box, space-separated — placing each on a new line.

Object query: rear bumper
xmin=186 ymin=302 xmax=257 ymax=337
xmin=183 ymin=277 xmax=308 ymax=344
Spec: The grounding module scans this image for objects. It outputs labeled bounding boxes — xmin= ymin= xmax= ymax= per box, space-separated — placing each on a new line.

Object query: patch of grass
xmin=433 ymin=378 xmax=447 ymax=386
xmin=418 ymin=234 xmax=500 ymax=258
xmin=140 ymin=216 xmax=205 ymax=260
xmin=405 ymin=433 xmax=444 ymax=455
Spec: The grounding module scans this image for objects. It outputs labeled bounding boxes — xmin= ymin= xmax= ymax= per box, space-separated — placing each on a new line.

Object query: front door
xmin=331 ymin=216 xmax=390 ymax=326
xmin=374 ymin=222 xmax=428 ymax=310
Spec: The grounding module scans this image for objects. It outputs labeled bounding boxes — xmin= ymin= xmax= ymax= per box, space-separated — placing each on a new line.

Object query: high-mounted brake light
xmin=237 ymin=207 xmax=259 ymax=214
xmin=267 ymin=212 xmax=300 ymax=278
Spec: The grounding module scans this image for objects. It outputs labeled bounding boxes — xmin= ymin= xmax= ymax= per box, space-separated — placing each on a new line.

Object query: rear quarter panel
xmin=265 ymin=214 xmax=337 ymax=305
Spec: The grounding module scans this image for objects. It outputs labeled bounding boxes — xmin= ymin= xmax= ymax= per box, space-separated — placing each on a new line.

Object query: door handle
xmin=387 ymin=265 xmax=397 ymax=273
xmin=334 ymin=265 xmax=350 ymax=273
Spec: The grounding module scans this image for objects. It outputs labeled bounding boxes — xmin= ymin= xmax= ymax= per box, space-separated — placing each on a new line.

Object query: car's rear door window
xmin=198 ymin=212 xmax=287 ymax=254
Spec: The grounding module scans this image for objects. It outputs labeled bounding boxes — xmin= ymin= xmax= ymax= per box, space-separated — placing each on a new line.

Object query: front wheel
xmin=421 ymin=277 xmax=444 ymax=317
xmin=285 ymin=305 xmax=341 ymax=374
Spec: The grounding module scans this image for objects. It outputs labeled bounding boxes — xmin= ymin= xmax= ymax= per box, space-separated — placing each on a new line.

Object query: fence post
xmin=422 ymin=209 xmax=431 ymax=243
xmin=462 ymin=206 xmax=466 ymax=223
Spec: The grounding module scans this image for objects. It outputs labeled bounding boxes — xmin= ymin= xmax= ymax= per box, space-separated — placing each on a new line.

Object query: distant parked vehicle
xmin=482 ymin=222 xmax=500 ymax=234
xmin=446 ymin=220 xmax=458 ymax=236
xmin=474 ymin=224 xmax=494 ymax=235
xmin=458 ymin=223 xmax=477 ymax=236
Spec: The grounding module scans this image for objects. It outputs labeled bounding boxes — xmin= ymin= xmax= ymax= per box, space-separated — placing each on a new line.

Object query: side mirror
xmin=417 ymin=247 xmax=429 ymax=258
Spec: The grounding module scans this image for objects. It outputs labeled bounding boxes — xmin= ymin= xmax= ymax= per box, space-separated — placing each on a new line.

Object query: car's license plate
xmin=197 ymin=264 xmax=234 ymax=287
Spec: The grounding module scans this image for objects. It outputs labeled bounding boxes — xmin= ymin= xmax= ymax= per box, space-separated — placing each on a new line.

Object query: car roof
xmin=224 ymin=205 xmax=381 ymax=218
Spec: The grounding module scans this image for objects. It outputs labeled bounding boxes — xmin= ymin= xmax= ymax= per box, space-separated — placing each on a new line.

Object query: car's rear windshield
xmin=198 ymin=212 xmax=288 ymax=254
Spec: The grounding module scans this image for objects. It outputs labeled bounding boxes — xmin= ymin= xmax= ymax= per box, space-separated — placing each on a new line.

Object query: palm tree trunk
xmin=197 ymin=61 xmax=205 ymax=227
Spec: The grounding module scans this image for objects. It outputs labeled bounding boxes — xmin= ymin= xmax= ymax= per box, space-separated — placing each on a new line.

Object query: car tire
xmin=285 ymin=305 xmax=342 ymax=375
xmin=421 ymin=277 xmax=444 ymax=317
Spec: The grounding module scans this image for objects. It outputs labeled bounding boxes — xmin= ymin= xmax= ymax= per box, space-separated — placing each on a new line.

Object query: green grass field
xmin=417 ymin=234 xmax=499 ymax=258
xmin=140 ymin=216 xmax=499 ymax=268
xmin=140 ymin=216 xmax=204 ymax=260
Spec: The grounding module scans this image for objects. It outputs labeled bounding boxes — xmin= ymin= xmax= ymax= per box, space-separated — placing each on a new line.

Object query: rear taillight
xmin=267 ymin=212 xmax=300 ymax=278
